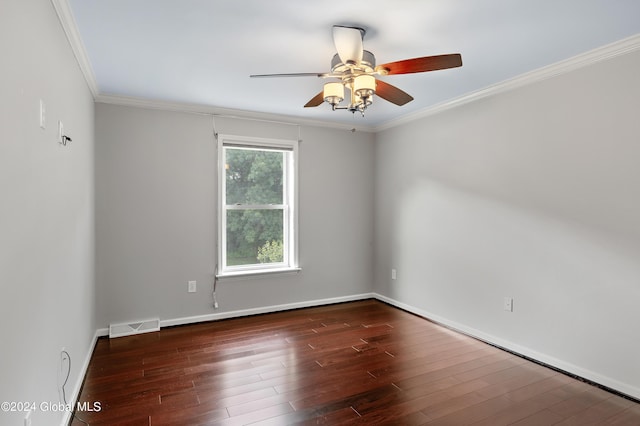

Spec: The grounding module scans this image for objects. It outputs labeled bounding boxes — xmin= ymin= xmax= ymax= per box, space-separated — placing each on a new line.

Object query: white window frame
xmin=217 ymin=134 xmax=299 ymax=278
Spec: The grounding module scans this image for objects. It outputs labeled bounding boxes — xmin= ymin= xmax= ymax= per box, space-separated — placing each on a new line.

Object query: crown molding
xmin=50 ymin=0 xmax=99 ymax=97
xmin=374 ymin=33 xmax=640 ymax=132
xmin=50 ymin=0 xmax=638 ymax=134
xmin=95 ymin=93 xmax=375 ymax=133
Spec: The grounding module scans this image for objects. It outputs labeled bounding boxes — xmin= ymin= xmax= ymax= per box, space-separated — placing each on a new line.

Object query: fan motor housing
xmin=331 ymin=50 xmax=376 ymax=76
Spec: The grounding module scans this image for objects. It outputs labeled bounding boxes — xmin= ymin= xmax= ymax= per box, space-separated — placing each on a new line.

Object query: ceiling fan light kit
xmin=251 ymin=25 xmax=462 ymax=117
xmin=324 ymin=74 xmax=376 ymax=114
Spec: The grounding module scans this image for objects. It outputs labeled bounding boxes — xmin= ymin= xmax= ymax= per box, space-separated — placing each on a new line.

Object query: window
xmin=217 ymin=135 xmax=299 ymax=276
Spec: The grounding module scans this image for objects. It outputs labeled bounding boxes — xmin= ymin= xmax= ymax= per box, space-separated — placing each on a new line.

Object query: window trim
xmin=217 ymin=134 xmax=299 ymax=278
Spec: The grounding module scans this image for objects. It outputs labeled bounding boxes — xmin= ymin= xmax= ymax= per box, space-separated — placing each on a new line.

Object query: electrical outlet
xmin=60 ymin=348 xmax=69 ymax=372
xmin=39 ymin=99 xmax=46 ymax=129
xmin=391 ymin=269 xmax=397 ymax=280
xmin=503 ymin=297 xmax=514 ymax=312
xmin=59 ymin=347 xmax=69 ymax=398
xmin=58 ymin=120 xmax=64 ymax=144
xmin=188 ymin=280 xmax=197 ymax=293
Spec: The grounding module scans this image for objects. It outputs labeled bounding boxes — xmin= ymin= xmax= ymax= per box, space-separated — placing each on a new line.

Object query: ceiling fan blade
xmin=376 ymin=53 xmax=462 ymax=75
xmin=250 ymin=72 xmax=329 ymax=78
xmin=304 ymin=91 xmax=325 ymax=108
xmin=375 ymin=79 xmax=414 ymax=106
xmin=332 ymin=25 xmax=364 ymax=65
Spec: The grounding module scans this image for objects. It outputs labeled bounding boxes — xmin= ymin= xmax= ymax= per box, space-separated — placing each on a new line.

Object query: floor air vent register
xmin=109 ymin=318 xmax=160 ymax=338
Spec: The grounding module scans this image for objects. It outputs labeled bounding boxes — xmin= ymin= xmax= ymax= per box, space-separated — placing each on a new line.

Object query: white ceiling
xmin=68 ymin=0 xmax=640 ymax=128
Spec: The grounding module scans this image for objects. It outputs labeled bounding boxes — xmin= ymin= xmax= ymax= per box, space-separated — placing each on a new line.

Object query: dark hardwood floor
xmin=71 ymin=300 xmax=640 ymax=425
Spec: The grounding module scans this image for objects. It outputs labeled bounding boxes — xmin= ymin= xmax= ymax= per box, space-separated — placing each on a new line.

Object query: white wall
xmin=95 ymin=104 xmax=375 ymax=327
xmin=374 ymin=49 xmax=640 ymax=398
xmin=0 ymin=0 xmax=96 ymax=425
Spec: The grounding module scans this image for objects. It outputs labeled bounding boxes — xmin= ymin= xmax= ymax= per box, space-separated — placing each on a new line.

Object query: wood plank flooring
xmin=71 ymin=300 xmax=640 ymax=425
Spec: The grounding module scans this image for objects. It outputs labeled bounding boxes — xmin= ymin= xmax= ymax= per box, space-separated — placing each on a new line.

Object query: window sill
xmin=216 ymin=267 xmax=302 ymax=281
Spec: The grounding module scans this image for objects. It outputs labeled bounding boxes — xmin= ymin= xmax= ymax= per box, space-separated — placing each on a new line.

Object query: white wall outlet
xmin=58 ymin=120 xmax=64 ymax=144
xmin=503 ymin=297 xmax=514 ymax=312
xmin=188 ymin=280 xmax=197 ymax=293
xmin=60 ymin=348 xmax=69 ymax=373
xmin=391 ymin=269 xmax=397 ymax=280
xmin=58 ymin=347 xmax=69 ymax=398
xmin=39 ymin=99 xmax=46 ymax=129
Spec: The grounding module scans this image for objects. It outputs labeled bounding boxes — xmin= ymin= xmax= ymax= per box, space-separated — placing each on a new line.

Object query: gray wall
xmin=95 ymin=104 xmax=375 ymax=327
xmin=3 ymin=2 xmax=639 ymax=420
xmin=0 ymin=0 xmax=96 ymax=425
xmin=374 ymin=49 xmax=640 ymax=398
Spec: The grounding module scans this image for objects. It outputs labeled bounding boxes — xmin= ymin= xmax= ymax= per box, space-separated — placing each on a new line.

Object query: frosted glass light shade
xmin=353 ymin=75 xmax=376 ymax=97
xmin=323 ymin=82 xmax=344 ymax=105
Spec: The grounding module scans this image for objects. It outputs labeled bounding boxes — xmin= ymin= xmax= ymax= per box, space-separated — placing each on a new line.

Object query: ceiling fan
xmin=250 ymin=25 xmax=462 ymax=115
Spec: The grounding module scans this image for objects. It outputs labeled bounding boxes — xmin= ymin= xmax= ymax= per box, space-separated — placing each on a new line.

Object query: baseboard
xmin=161 ymin=293 xmax=376 ymax=328
xmin=372 ymin=293 xmax=640 ymax=402
xmin=59 ymin=329 xmax=101 ymax=426
xmin=97 ymin=293 xmax=376 ymax=337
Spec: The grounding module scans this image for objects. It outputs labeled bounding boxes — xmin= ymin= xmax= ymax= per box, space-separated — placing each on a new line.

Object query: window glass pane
xmin=226 ymin=209 xmax=284 ymax=266
xmin=225 ymin=148 xmax=283 ymax=205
